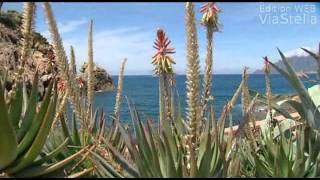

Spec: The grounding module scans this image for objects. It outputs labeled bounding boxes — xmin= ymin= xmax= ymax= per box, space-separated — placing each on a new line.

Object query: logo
xmin=259 ymin=3 xmax=318 ymax=25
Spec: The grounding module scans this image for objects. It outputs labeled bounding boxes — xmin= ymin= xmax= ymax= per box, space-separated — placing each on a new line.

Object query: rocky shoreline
xmin=0 ymin=10 xmax=114 ymax=94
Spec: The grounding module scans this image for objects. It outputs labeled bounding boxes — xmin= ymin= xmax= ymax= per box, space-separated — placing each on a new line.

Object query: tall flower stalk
xmin=200 ymin=2 xmax=221 ymax=122
xmin=19 ymin=2 xmax=36 ymax=78
xmin=240 ymin=67 xmax=257 ymax=150
xmin=87 ymin=20 xmax=94 ymax=113
xmin=43 ymin=2 xmax=83 ymax=126
xmin=113 ymin=58 xmax=127 ymax=126
xmin=185 ymin=2 xmax=201 ymax=177
xmin=70 ymin=46 xmax=77 ymax=76
xmin=264 ymin=56 xmax=274 ymax=125
xmin=52 ymin=83 xmax=70 ymax=129
xmin=8 ymin=2 xmax=36 ymax=105
xmin=241 ymin=67 xmax=251 ymax=119
xmin=152 ymin=29 xmax=175 ymax=130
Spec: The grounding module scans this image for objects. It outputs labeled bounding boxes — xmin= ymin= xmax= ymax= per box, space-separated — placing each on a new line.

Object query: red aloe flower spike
xmin=152 ymin=29 xmax=176 ymax=74
xmin=200 ymin=2 xmax=220 ymax=14
xmin=78 ymin=77 xmax=85 ymax=89
xmin=263 ymin=56 xmax=269 ymax=65
xmin=58 ymin=80 xmax=66 ymax=92
xmin=153 ymin=29 xmax=175 ymax=56
xmin=200 ymin=2 xmax=221 ymax=31
xmin=263 ymin=56 xmax=271 ymax=73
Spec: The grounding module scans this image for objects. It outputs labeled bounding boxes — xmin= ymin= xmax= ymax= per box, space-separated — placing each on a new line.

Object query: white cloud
xmin=62 ymin=26 xmax=156 ymax=75
xmin=41 ymin=18 xmax=87 ymax=39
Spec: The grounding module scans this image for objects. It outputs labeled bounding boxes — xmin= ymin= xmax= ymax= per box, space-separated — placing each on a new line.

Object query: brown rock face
xmin=79 ymin=62 xmax=115 ymax=92
xmin=0 ymin=10 xmax=114 ymax=94
xmin=0 ymin=18 xmax=56 ymax=95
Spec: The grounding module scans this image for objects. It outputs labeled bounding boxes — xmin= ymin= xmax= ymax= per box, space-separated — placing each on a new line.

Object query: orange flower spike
xmin=151 ymin=29 xmax=176 ymax=74
xmin=263 ymin=56 xmax=270 ymax=74
xmin=200 ymin=2 xmax=221 ymax=30
xmin=200 ymin=2 xmax=220 ymax=14
xmin=57 ymin=80 xmax=66 ymax=92
xmin=78 ymin=77 xmax=85 ymax=89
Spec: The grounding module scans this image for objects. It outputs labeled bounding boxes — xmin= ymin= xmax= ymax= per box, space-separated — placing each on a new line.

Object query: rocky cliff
xmin=0 ymin=10 xmax=114 ymax=94
xmin=79 ymin=63 xmax=115 ymax=92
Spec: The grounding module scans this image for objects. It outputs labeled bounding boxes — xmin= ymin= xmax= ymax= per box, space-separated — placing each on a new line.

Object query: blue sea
xmin=92 ymin=74 xmax=317 ymax=125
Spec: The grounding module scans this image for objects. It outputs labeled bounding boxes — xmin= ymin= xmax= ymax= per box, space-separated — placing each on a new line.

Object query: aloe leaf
xmin=211 ymin=142 xmax=221 ymax=175
xmin=118 ymin=125 xmax=133 ymax=154
xmin=59 ymin=114 xmax=71 ymax=141
xmin=146 ymin=120 xmax=162 ymax=177
xmin=162 ymin=133 xmax=179 ymax=178
xmin=157 ymin=136 xmax=167 ymax=177
xmin=71 ymin=112 xmax=81 ymax=146
xmin=66 ymin=167 xmax=94 ymax=178
xmin=308 ymin=85 xmax=320 ymax=109
xmin=9 ymin=82 xmax=23 ymax=130
xmin=0 ymin=81 xmax=18 ymax=170
xmin=92 ymin=157 xmax=114 ymax=178
xmin=160 ymin=108 xmax=178 ymax=165
xmin=198 ymin=117 xmax=211 ymax=167
xmin=90 ymin=151 xmax=124 ymax=178
xmin=279 ymin=144 xmax=290 ymax=177
xmin=89 ymin=108 xmax=99 ymax=134
xmin=273 ymin=103 xmax=294 ymax=120
xmin=197 ymin=128 xmax=214 ymax=177
xmin=126 ymin=97 xmax=156 ymax=175
xmin=268 ymin=61 xmax=290 ymax=84
xmin=16 ymin=81 xmax=53 ymax=157
xmin=22 ymin=81 xmax=28 ymax=116
xmin=277 ymin=49 xmax=311 ymax=101
xmin=13 ymin=147 xmax=86 ymax=178
xmin=7 ymin=86 xmax=57 ymax=174
xmin=285 ymin=100 xmax=305 ymax=119
xmin=32 ymin=138 xmax=69 ymax=166
xmin=105 ymin=143 xmax=139 ymax=177
xmin=270 ymin=49 xmax=320 ymax=128
xmin=301 ymin=48 xmax=319 ymax=62
xmin=273 ymin=119 xmax=297 ymax=139
xmin=301 ymin=47 xmax=320 ymax=79
xmin=137 ymin=119 xmax=158 ymax=177
xmin=17 ymin=73 xmax=39 ymax=142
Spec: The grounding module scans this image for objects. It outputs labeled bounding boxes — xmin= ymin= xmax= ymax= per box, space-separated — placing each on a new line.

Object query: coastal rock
xmin=0 ymin=10 xmax=114 ymax=93
xmin=79 ymin=62 xmax=115 ymax=92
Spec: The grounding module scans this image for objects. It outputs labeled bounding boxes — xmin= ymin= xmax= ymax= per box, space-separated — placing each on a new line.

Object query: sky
xmin=2 ymin=2 xmax=320 ymax=75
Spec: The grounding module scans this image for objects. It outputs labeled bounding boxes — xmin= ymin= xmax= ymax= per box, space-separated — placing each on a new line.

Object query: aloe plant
xmin=267 ymin=49 xmax=320 ymax=129
xmin=240 ymin=121 xmax=320 ymax=178
xmin=89 ymin=72 xmax=248 ymax=178
xmin=151 ymin=29 xmax=176 ymax=130
xmin=89 ymin=96 xmax=231 ymax=178
xmin=232 ymin=47 xmax=320 ymax=178
xmin=41 ymin=112 xmax=96 ymax=177
xmin=0 ymin=74 xmax=85 ymax=177
xmin=200 ymin=2 xmax=221 ymax=122
xmin=301 ymin=44 xmax=320 ymax=80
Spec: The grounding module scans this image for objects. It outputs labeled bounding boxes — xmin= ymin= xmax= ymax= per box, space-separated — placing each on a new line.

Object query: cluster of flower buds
xmin=57 ymin=79 xmax=66 ymax=93
xmin=57 ymin=77 xmax=86 ymax=93
xmin=263 ymin=56 xmax=270 ymax=74
xmin=151 ymin=29 xmax=176 ymax=75
xmin=200 ymin=2 xmax=221 ymax=31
